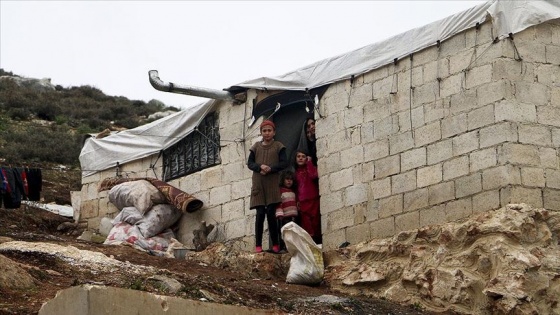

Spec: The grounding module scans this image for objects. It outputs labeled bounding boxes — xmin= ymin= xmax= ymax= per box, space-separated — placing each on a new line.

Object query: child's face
xmin=260 ymin=125 xmax=275 ymax=142
xmin=283 ymin=177 xmax=293 ymax=188
xmin=296 ymin=152 xmax=307 ymax=166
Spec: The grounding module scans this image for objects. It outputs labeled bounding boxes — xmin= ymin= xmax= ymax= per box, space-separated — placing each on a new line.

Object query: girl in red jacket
xmin=294 ymin=150 xmax=322 ymax=244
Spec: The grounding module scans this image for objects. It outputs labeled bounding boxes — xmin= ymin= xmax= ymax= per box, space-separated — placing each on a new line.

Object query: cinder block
xmin=443 ymin=156 xmax=469 ymax=181
xmin=477 ymin=80 xmax=514 ymax=106
xmin=496 ymin=100 xmax=537 ymax=123
xmin=319 ymin=152 xmax=341 ymax=175
xmin=330 ymin=168 xmax=354 ymax=191
xmin=404 ymin=188 xmax=428 ymax=212
xmin=353 ymin=203 xmax=367 ymax=225
xmin=440 ymin=32 xmax=466 ymax=57
xmin=543 ymin=188 xmax=560 ymax=211
xmin=322 ymin=229 xmax=347 ymax=251
xmin=222 ymin=199 xmax=245 ymax=221
xmin=413 ymin=82 xmax=437 ymax=106
xmin=392 ymin=170 xmax=417 ymax=194
xmin=445 ymin=198 xmax=472 ymax=222
xmin=453 ymin=130 xmax=479 ymax=156
xmin=231 ymin=178 xmax=251 ymax=200
xmin=401 ymin=147 xmax=427 ymax=171
xmin=419 ymin=204 xmax=446 ymax=227
xmin=390 ymin=131 xmax=414 ymax=155
xmin=371 ymin=178 xmax=391 ymax=199
xmin=540 ymin=147 xmax=559 ymax=169
xmin=361 ymin=121 xmax=375 ymax=144
xmin=427 ymin=139 xmax=453 ymax=165
xmin=365 ymin=199 xmax=380 ymax=222
xmin=81 ymin=172 xmax=100 ymax=185
xmin=470 ymin=147 xmax=497 ymax=172
xmin=363 ymin=65 xmax=390 ymax=84
xmin=418 ymin=163 xmax=443 ymax=188
xmin=327 ymin=130 xmax=353 ymax=154
xmin=80 ymin=199 xmax=99 ymax=219
xmin=321 ymin=190 xmax=343 ymax=214
xmin=521 ymin=167 xmax=546 ymax=187
xmin=374 ymin=115 xmax=398 ymax=140
xmin=440 ymin=73 xmax=463 ymax=99
xmin=411 ymin=106 xmax=425 ymax=129
xmin=224 ymin=217 xmax=248 ymax=239
xmin=468 ymin=104 xmax=495 ymax=131
xmin=450 ymin=89 xmax=478 ymax=115
xmin=465 ymin=64 xmax=493 ymax=89
xmin=209 ymin=185 xmax=231 ymax=206
xmin=480 ymin=122 xmax=518 ymax=148
xmin=500 ymin=186 xmax=543 ymax=208
xmin=345 ymin=184 xmax=368 ymax=206
xmin=179 ymin=173 xmax=201 ymax=194
xmin=223 ymin=162 xmax=246 ymax=185
xmin=466 ymin=21 xmax=493 ymax=48
xmin=424 ymin=98 xmax=450 ymax=123
xmin=397 ymin=111 xmax=412 ymax=132
xmin=395 ymin=210 xmax=420 ymax=232
xmin=361 ymin=161 xmax=375 ymax=183
xmin=545 ymin=169 xmax=560 ymax=189
xmin=428 ymin=181 xmax=455 ymax=205
xmin=450 ymin=49 xmax=474 ymax=75
xmin=365 ymin=98 xmax=391 ymax=122
xmin=319 ymin=112 xmax=342 ymax=137
xmin=346 ymin=223 xmax=370 ymax=245
xmin=498 ymin=143 xmax=540 ymax=166
xmin=413 ymin=45 xmax=438 ymax=66
xmin=370 ymin=216 xmax=395 ymax=239
xmin=482 ymin=165 xmax=521 ymax=190
xmin=200 ymin=167 xmax=223 ymax=191
xmin=374 ymin=154 xmax=400 ymax=179
xmin=423 ymin=58 xmax=450 ymax=83
xmin=415 ymin=121 xmax=442 ymax=147
xmin=327 ymin=207 xmax=354 ymax=231
xmin=344 ymin=105 xmax=365 ymax=127
xmin=516 ymin=42 xmax=547 ymax=63
xmin=537 ymin=106 xmax=560 ymax=128
xmin=553 ymin=129 xmax=560 ymax=147
xmin=492 ymin=59 xmax=525 ymax=81
xmin=518 ymin=124 xmax=552 ymax=146
xmin=442 ymin=113 xmax=468 ymax=138
xmin=472 ymin=190 xmax=500 ymax=213
xmin=455 ymin=173 xmax=482 ymax=198
xmin=378 ymin=194 xmax=403 ymax=218
xmin=340 ymin=146 xmax=364 ymax=169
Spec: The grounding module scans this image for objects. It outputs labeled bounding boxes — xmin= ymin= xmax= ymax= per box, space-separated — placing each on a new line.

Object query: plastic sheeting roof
xmin=233 ymin=0 xmax=560 ymax=91
xmin=80 ymin=0 xmax=560 ymax=177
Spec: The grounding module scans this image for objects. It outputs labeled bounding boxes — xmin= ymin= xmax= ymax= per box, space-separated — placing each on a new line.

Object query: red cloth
xmin=295 ymin=160 xmax=319 ymax=201
xmin=299 ymin=198 xmax=320 ymax=238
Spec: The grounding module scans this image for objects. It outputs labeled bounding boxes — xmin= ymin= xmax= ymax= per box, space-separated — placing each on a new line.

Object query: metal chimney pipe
xmin=148 ymin=70 xmax=235 ymax=102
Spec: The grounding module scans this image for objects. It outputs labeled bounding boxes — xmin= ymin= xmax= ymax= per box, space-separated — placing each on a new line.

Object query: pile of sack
xmin=99 ymin=178 xmax=203 ymax=256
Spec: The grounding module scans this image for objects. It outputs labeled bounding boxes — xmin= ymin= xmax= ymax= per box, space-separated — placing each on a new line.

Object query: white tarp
xmin=79 ymin=100 xmax=216 ymax=177
xmin=232 ymin=0 xmax=560 ymax=91
xmin=79 ymin=0 xmax=560 ymax=177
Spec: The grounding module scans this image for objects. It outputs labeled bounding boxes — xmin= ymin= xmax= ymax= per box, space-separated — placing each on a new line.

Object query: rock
xmin=57 ymin=222 xmax=78 ymax=233
xmin=0 ymin=254 xmax=36 ymax=290
xmin=0 ymin=236 xmax=14 ymax=244
xmin=324 ymin=204 xmax=560 ymax=315
xmin=147 ymin=275 xmax=182 ymax=294
xmin=77 ymin=231 xmax=93 ymax=242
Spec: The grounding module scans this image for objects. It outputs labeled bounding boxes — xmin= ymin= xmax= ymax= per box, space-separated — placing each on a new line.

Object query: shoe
xmin=272 ymin=245 xmax=280 ymax=253
xmin=255 ymin=246 xmax=263 ymax=253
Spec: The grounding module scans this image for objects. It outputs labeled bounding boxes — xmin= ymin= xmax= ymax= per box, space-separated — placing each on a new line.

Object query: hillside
xmin=0 ymin=69 xmax=179 ymax=204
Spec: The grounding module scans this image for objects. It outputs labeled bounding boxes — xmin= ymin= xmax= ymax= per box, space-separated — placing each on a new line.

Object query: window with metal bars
xmin=162 ymin=113 xmax=220 ymax=181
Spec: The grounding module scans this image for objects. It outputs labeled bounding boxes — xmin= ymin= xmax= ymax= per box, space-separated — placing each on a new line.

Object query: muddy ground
xmin=0 ymin=205 xmax=450 ymax=315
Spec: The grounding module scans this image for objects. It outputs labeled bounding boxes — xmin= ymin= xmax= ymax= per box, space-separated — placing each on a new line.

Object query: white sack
xmin=111 ymin=206 xmax=143 ymax=225
xmin=136 ymin=204 xmax=182 ymax=238
xmin=108 ymin=180 xmax=165 ymax=213
xmin=281 ymin=222 xmax=324 ymax=285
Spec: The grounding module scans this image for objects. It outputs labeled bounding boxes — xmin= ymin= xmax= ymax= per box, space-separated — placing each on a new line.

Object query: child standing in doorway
xmin=247 ymin=120 xmax=288 ymax=253
xmin=276 ymin=170 xmax=298 ymax=249
xmin=294 ymin=150 xmax=322 ymax=244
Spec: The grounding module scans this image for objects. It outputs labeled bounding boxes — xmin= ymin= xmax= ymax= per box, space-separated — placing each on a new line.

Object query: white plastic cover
xmin=80 ymin=0 xmax=560 ymax=176
xmin=80 ymin=100 xmax=216 ymax=177
xmin=233 ymin=0 xmax=560 ymax=91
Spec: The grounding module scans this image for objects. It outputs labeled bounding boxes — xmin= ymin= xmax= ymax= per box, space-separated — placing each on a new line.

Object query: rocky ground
xmin=0 ymin=206 xmax=433 ymax=315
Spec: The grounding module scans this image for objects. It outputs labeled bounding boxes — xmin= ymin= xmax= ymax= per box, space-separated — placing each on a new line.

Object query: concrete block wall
xmin=316 ymin=20 xmax=560 ymax=250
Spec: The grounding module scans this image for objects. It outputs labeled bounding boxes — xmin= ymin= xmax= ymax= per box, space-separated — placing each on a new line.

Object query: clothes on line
xmin=0 ymin=166 xmax=42 ymax=209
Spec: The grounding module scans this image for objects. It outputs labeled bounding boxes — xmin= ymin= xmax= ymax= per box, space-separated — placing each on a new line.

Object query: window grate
xmin=162 ymin=113 xmax=220 ymax=181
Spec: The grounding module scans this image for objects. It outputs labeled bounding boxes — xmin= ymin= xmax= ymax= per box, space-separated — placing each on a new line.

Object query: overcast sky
xmin=1 ymin=1 xmax=486 ymax=109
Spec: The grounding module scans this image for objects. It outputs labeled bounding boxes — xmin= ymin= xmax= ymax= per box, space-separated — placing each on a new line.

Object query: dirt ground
xmin=0 ymin=205 xmax=447 ymax=315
